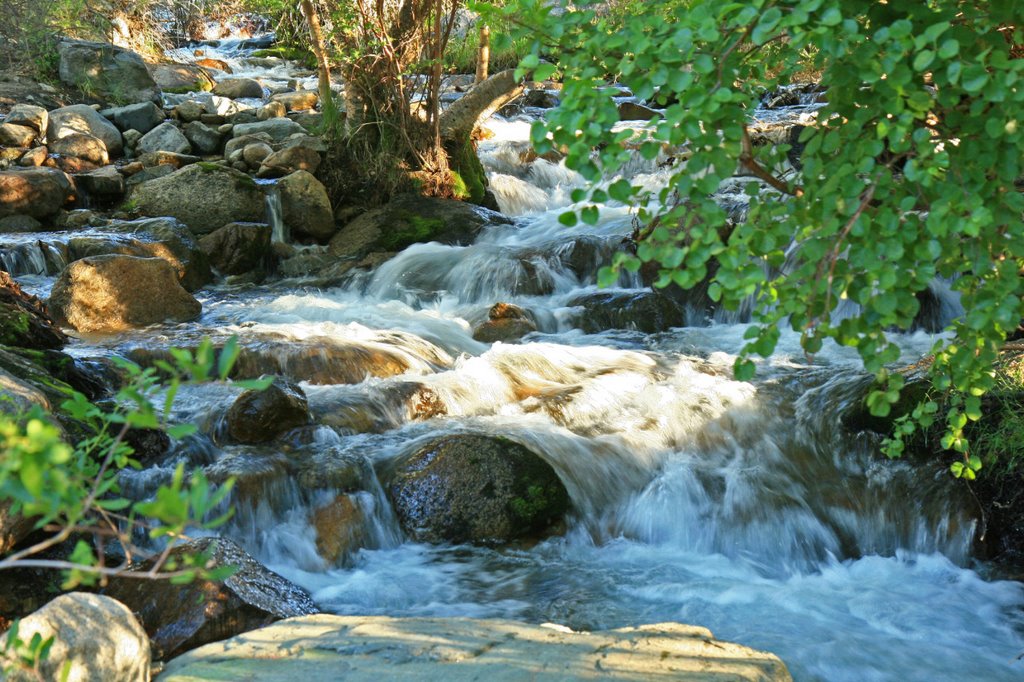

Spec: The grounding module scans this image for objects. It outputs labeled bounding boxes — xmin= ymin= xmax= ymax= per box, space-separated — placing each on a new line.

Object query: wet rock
xmin=103 ymin=537 xmax=319 ymax=661
xmin=47 ymin=104 xmax=124 ymax=158
xmin=58 ymin=39 xmax=162 ymax=105
xmin=101 ymin=101 xmax=165 ymax=134
xmin=199 ymin=221 xmax=272 ymax=276
xmin=232 ymin=118 xmax=306 ymax=143
xmin=0 ymin=167 xmax=73 ymax=219
xmin=182 ymin=121 xmax=223 ymax=154
xmin=160 ymin=615 xmax=793 ymax=682
xmin=0 ymin=500 xmax=34 ymax=554
xmin=0 ymin=271 xmax=67 ymax=350
xmin=569 ymin=290 xmax=686 ymax=333
xmin=1 ymin=592 xmax=150 ymax=682
xmin=213 ymin=78 xmax=264 ymax=99
xmin=49 ymin=255 xmax=202 ymax=332
xmin=0 ymin=215 xmax=42 ymax=233
xmin=50 ymin=133 xmax=109 ymax=166
xmin=617 ymin=101 xmax=660 ymax=120
xmin=257 ymin=145 xmax=320 ymax=178
xmin=74 ymin=164 xmax=125 ymax=197
xmin=68 ymin=216 xmax=213 ymax=291
xmin=328 ymin=194 xmax=512 ymax=259
xmin=472 ymin=302 xmax=537 ymax=343
xmin=312 ymin=494 xmax=366 ymax=565
xmin=149 ymin=63 xmax=215 ymax=93
xmin=270 ymin=90 xmax=319 ymax=112
xmin=386 ymin=434 xmax=570 ymax=545
xmin=137 ymin=121 xmax=191 ymax=155
xmin=128 ymin=162 xmax=264 ymax=234
xmin=278 ymin=170 xmax=334 ymax=242
xmin=0 ymin=123 xmax=37 ymax=147
xmin=295 ymin=447 xmax=374 ymax=491
xmin=225 ymin=376 xmax=310 ymax=444
xmin=5 ymin=104 xmax=48 ymax=134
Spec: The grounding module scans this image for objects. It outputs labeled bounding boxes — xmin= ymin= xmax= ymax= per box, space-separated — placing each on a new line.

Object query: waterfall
xmin=264 ymin=182 xmax=288 ymax=244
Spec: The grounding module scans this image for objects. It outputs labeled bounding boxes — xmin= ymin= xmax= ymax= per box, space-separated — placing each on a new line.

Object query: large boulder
xmin=46 ymin=104 xmax=124 ymax=158
xmin=128 ymin=163 xmax=265 ymax=234
xmin=74 ymin=164 xmax=126 ymax=198
xmin=569 ymin=290 xmax=686 ymax=334
xmin=101 ymin=101 xmax=165 ymax=133
xmin=328 ymin=194 xmax=511 ymax=259
xmin=49 ymin=133 xmax=109 ymax=166
xmin=385 ymin=434 xmax=570 ymax=545
xmin=1 ymin=592 xmax=150 ymax=682
xmin=0 ymin=123 xmax=37 ymax=148
xmin=160 ymin=616 xmax=793 ymax=682
xmin=224 ymin=376 xmax=310 ymax=444
xmin=67 ymin=216 xmax=213 ymax=291
xmin=58 ymin=39 xmax=162 ymax=105
xmin=48 ymin=255 xmax=202 ymax=332
xmin=0 ymin=167 xmax=73 ymax=219
xmin=213 ymin=78 xmax=265 ymax=99
xmin=199 ymin=221 xmax=272 ymax=276
xmin=277 ymin=170 xmax=334 ymax=242
xmin=103 ymin=537 xmax=319 ymax=660
xmin=257 ymin=145 xmax=320 ymax=178
xmin=136 ymin=122 xmax=191 ymax=155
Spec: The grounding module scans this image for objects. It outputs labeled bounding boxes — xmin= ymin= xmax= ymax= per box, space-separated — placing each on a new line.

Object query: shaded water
xmin=27 ymin=39 xmax=1024 ymax=681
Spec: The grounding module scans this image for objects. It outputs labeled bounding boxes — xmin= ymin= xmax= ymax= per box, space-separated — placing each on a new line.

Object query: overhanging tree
xmin=488 ymin=0 xmax=1024 ymax=476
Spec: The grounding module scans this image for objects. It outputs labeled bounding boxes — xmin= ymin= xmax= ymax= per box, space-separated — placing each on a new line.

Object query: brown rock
xmin=48 ymin=255 xmax=202 ymax=332
xmin=277 ymin=169 xmax=334 ymax=242
xmin=225 ymin=375 xmax=309 ymax=444
xmin=49 ymin=133 xmax=109 ymax=166
xmin=0 ymin=167 xmax=73 ymax=219
xmin=195 ymin=58 xmax=232 ymax=73
xmin=4 ymin=104 xmax=48 ymax=134
xmin=472 ymin=302 xmax=538 ymax=343
xmin=270 ymin=90 xmax=319 ymax=112
xmin=199 ymin=221 xmax=272 ymax=276
xmin=617 ymin=101 xmax=660 ymax=120
xmin=0 ymin=123 xmax=37 ymax=147
xmin=257 ymin=145 xmax=320 ymax=178
xmin=312 ymin=494 xmax=366 ymax=565
xmin=17 ymin=146 xmax=48 ymax=167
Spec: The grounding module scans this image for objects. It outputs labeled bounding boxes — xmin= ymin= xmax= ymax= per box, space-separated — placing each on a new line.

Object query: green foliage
xmin=496 ymin=0 xmax=1024 ymax=475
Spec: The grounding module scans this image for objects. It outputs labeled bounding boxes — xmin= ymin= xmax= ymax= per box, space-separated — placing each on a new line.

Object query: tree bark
xmin=440 ymin=68 xmax=523 ymax=141
xmin=298 ymin=0 xmax=335 ymax=122
xmin=475 ymin=24 xmax=490 ymax=83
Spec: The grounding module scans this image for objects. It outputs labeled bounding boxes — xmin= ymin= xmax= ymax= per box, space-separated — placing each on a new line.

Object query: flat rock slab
xmin=160 ymin=615 xmax=792 ymax=681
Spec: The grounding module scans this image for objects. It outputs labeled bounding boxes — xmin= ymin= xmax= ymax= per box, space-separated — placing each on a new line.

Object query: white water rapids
xmin=22 ymin=39 xmax=1023 ymax=681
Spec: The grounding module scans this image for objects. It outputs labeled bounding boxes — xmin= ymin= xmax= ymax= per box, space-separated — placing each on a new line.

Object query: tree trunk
xmin=298 ymin=0 xmax=336 ymax=123
xmin=440 ymin=68 xmax=524 ymax=141
xmin=475 ymin=24 xmax=490 ymax=83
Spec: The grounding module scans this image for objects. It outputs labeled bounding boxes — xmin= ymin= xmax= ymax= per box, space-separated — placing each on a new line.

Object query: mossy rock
xmin=327 ymin=193 xmax=512 ymax=259
xmin=384 ymin=433 xmax=570 ymax=545
xmin=446 ymin=137 xmax=487 ymax=205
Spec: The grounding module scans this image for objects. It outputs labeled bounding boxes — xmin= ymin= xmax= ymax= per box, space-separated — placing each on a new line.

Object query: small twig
xmin=739 ymin=124 xmax=804 ymax=197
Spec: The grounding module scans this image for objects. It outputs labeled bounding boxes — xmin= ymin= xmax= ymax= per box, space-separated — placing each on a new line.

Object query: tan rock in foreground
xmin=48 ymin=255 xmax=201 ymax=333
xmin=160 ymin=615 xmax=792 ymax=681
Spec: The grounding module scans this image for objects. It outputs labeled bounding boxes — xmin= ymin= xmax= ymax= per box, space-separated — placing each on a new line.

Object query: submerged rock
xmin=48 ymin=255 xmax=202 ymax=332
xmin=160 ymin=615 xmax=793 ymax=682
xmin=386 ymin=434 xmax=569 ymax=545
xmin=1 ymin=592 xmax=151 ymax=682
xmin=103 ymin=537 xmax=319 ymax=660
xmin=225 ymin=375 xmax=310 ymax=444
xmin=311 ymin=493 xmax=367 ymax=565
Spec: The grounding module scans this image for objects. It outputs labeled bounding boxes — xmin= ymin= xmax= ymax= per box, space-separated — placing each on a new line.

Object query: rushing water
xmin=17 ymin=38 xmax=1024 ymax=681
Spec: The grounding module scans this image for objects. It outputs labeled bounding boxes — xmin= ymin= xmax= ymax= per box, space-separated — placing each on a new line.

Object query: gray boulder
xmin=49 ymin=255 xmax=202 ymax=332
xmin=128 ymin=162 xmax=264 ymax=234
xmin=385 ymin=434 xmax=570 ymax=545
xmin=101 ymin=101 xmax=165 ymax=133
xmin=1 ymin=592 xmax=150 ymax=682
xmin=46 ymin=104 xmax=124 ymax=157
xmin=137 ymin=122 xmax=191 ymax=155
xmin=183 ymin=121 xmax=223 ymax=154
xmin=0 ymin=167 xmax=73 ymax=218
xmin=49 ymin=133 xmax=109 ymax=166
xmin=74 ymin=164 xmax=125 ymax=197
xmin=213 ymin=78 xmax=265 ymax=99
xmin=277 ymin=170 xmax=334 ymax=242
xmin=58 ymin=38 xmax=162 ymax=105
xmin=148 ymin=63 xmax=215 ymax=93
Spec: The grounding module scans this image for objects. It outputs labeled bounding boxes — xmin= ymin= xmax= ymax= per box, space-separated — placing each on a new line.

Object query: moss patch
xmin=252 ymin=47 xmax=316 ymax=69
xmin=378 ymin=213 xmax=446 ymax=252
xmin=446 ymin=138 xmax=486 ymax=205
